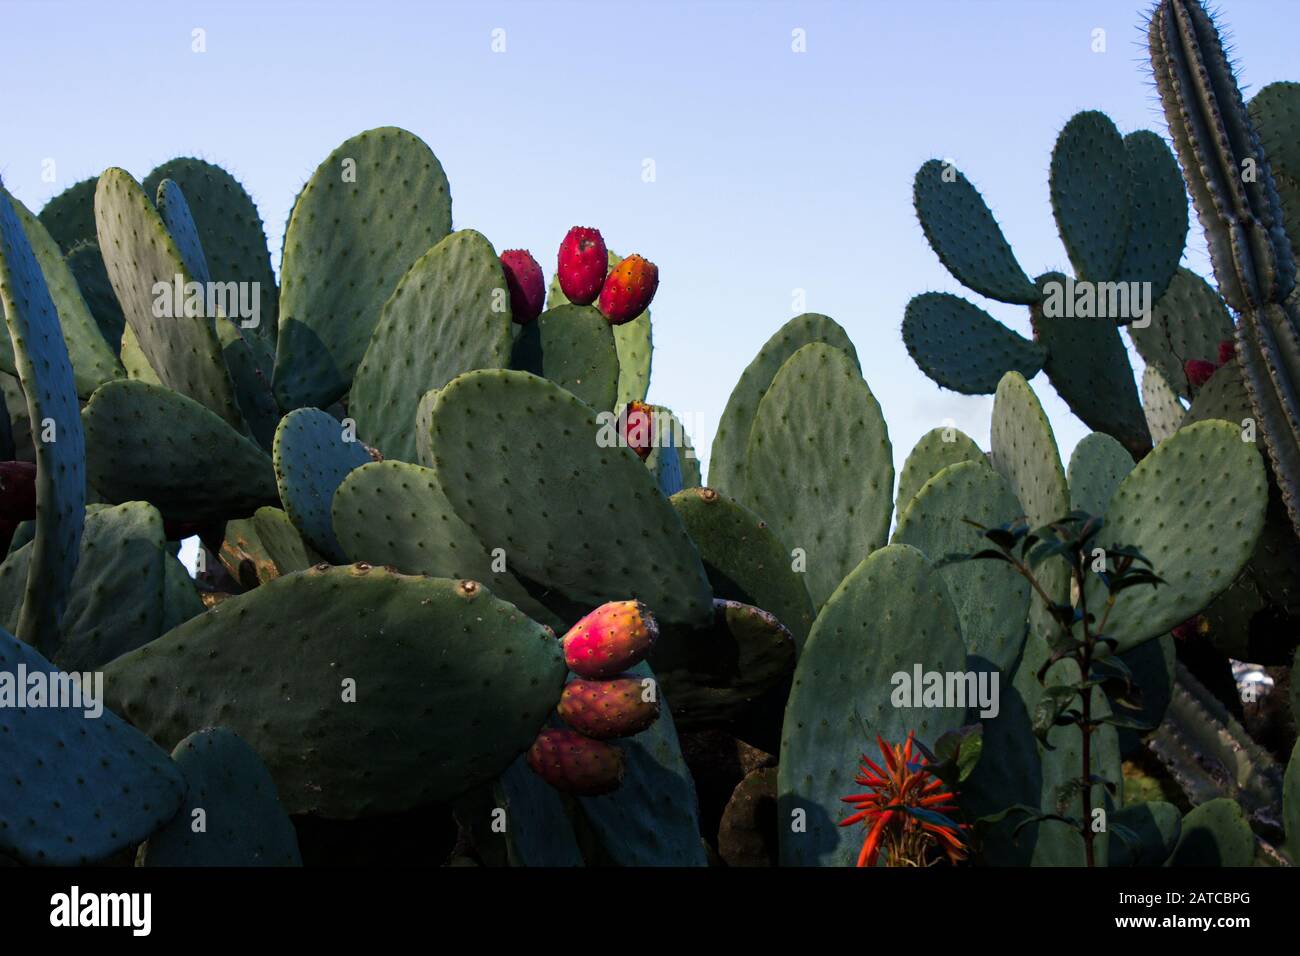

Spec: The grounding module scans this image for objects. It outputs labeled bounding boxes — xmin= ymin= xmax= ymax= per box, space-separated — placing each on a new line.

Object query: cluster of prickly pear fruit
xmin=526 ymin=600 xmax=661 ymax=796
xmin=556 ymin=225 xmax=659 ymax=324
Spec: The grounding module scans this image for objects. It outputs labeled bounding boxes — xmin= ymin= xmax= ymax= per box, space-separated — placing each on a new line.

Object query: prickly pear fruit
xmin=0 ymin=461 xmax=37 ymax=522
xmin=557 ymin=675 xmax=660 ymax=739
xmin=562 ymin=599 xmax=657 ymax=679
xmin=598 ymin=254 xmax=659 ymax=325
xmin=1217 ymin=339 xmax=1236 ymax=366
xmin=1185 ymin=359 xmax=1217 ymax=389
xmin=556 ymin=226 xmax=608 ymax=306
xmin=620 ymin=400 xmax=654 ymax=460
xmin=499 ymin=249 xmax=545 ymax=325
xmin=1172 ymin=615 xmax=1209 ymax=641
xmin=526 ymin=728 xmax=624 ymax=795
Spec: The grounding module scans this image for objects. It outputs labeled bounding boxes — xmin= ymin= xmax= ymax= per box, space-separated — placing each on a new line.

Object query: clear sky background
xmin=2 ymin=0 xmax=1295 ymax=491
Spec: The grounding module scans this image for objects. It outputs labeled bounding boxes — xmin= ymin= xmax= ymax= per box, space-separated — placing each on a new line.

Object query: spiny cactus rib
xmin=0 ymin=182 xmax=86 ymax=654
xmin=1147 ymin=663 xmax=1285 ymax=839
xmin=1150 ymin=0 xmax=1300 ymax=538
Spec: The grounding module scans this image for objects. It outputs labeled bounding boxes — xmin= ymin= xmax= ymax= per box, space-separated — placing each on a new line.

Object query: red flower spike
xmin=838 ymin=731 xmax=969 ymax=868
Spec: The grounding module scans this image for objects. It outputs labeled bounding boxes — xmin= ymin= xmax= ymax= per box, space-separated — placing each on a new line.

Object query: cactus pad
xmin=273 ymin=407 xmax=372 ymax=561
xmin=903 ymin=292 xmax=1046 ymax=395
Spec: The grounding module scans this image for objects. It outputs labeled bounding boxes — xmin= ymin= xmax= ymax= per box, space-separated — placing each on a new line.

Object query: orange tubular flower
xmin=838 ymin=731 xmax=968 ymax=868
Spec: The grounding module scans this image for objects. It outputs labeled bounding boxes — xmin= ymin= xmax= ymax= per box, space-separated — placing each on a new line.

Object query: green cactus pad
xmin=902 ymin=292 xmax=1046 ymax=395
xmin=253 ymin=506 xmax=320 ymax=575
xmin=142 ymin=158 xmax=279 ymax=342
xmin=0 ymin=502 xmax=169 ymax=670
xmin=708 ymin=313 xmax=859 ymax=499
xmin=1250 ymin=82 xmax=1300 ymax=256
xmin=155 ymin=179 xmax=211 ymax=282
xmin=893 ymin=460 xmax=1030 ymax=673
xmin=351 ymin=229 xmax=514 ymax=461
xmin=331 ymin=460 xmax=560 ymax=626
xmin=118 ymin=323 xmax=161 ymax=384
xmin=215 ymin=318 xmax=280 ymax=450
xmin=413 ymin=387 xmax=439 ymax=467
xmin=510 ymin=304 xmax=618 ymax=412
xmin=669 ymin=487 xmax=815 ymax=649
xmin=650 ymin=599 xmax=796 ymax=733
xmin=104 ymin=565 xmax=566 ymax=817
xmin=491 ymin=755 xmax=585 ymax=866
xmin=94 ymin=168 xmax=246 ymax=432
xmin=1066 ymin=432 xmax=1135 ymax=516
xmin=64 ymin=241 xmax=125 ymax=356
xmin=1109 ymin=800 xmax=1182 ymax=866
xmin=0 ymin=628 xmax=184 ymax=864
xmin=574 ymin=661 xmax=707 ymax=866
xmin=1184 ymin=360 xmax=1253 ymax=429
xmin=2 ymin=192 xmax=122 ymax=399
xmin=273 ymin=127 xmax=452 ymax=410
xmin=37 ymin=177 xmax=98 ymax=253
xmin=1033 ymin=273 xmax=1151 ymax=459
xmin=53 ymin=502 xmax=168 ymax=671
xmin=643 ymin=405 xmax=702 ymax=494
xmin=139 ymin=728 xmax=301 ymax=866
xmin=0 ymin=184 xmax=86 ymax=653
xmin=1113 ymin=633 xmax=1175 ymax=756
xmin=219 ymin=513 xmax=280 ymax=587
xmin=913 ymin=159 xmax=1039 ymax=304
xmin=82 ymin=379 xmax=276 ymax=522
xmin=1085 ymin=420 xmax=1268 ymax=652
xmin=744 ymin=343 xmax=893 ymax=609
xmin=990 ymin=372 xmax=1068 ymax=545
xmin=427 ymin=369 xmax=713 ymax=627
xmin=1167 ymin=798 xmax=1255 ymax=867
xmin=1131 ymin=269 xmax=1235 ymax=398
xmin=1142 ymin=365 xmax=1187 ymax=444
xmin=0 ymin=371 xmax=32 ymax=462
xmin=1050 ymin=111 xmax=1132 ymax=282
xmin=548 ymin=251 xmax=653 ymax=407
xmin=273 ymin=407 xmax=372 ymax=562
xmin=895 ymin=426 xmax=986 ymax=517
xmin=1113 ymin=131 xmax=1189 ymax=302
xmin=778 ymin=545 xmax=969 ymax=866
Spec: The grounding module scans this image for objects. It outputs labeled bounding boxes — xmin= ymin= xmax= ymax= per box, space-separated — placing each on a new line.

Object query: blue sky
xmin=3 ymin=0 xmax=1295 ymax=486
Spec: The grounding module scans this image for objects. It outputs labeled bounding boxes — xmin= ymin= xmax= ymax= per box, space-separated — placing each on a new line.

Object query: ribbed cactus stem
xmin=1150 ymin=0 xmax=1300 ymax=537
xmin=1149 ymin=0 xmax=1294 ymax=309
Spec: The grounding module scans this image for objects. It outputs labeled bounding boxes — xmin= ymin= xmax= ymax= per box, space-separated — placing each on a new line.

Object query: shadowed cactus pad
xmin=0 ymin=629 xmax=184 ymax=865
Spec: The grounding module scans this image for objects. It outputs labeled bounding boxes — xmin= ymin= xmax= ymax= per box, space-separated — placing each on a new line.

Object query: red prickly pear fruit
xmin=620 ymin=400 xmax=654 ymax=460
xmin=1217 ymin=338 xmax=1236 ymax=366
xmin=557 ymin=675 xmax=660 ymax=740
xmin=526 ymin=728 xmax=624 ymax=795
xmin=556 ymin=226 xmax=608 ymax=305
xmin=597 ymin=254 xmax=658 ymax=325
xmin=0 ymin=461 xmax=37 ymax=523
xmin=499 ymin=249 xmax=545 ymax=325
xmin=1184 ymin=358 xmax=1217 ymax=389
xmin=562 ymin=599 xmax=658 ymax=679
